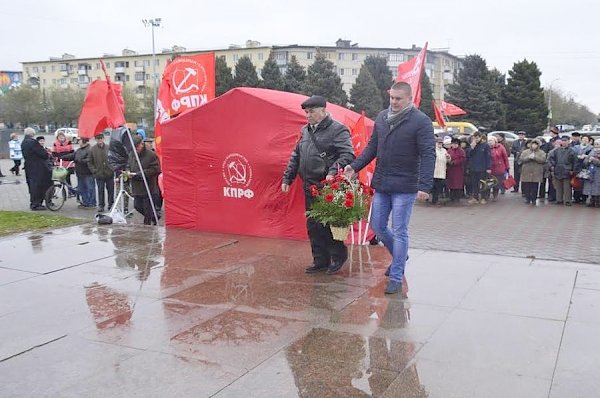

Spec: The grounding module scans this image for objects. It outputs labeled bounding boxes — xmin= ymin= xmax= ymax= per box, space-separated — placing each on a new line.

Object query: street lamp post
xmin=547 ymin=78 xmax=559 ymax=132
xmin=142 ymin=18 xmax=161 ymax=122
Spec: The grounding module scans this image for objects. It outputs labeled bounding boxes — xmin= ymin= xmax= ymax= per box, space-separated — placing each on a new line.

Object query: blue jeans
xmin=78 ymin=175 xmax=96 ymax=206
xmin=371 ymin=192 xmax=417 ymax=283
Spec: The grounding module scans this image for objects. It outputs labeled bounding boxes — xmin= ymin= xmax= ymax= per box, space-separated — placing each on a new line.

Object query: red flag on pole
xmin=155 ymin=53 xmax=215 ymax=158
xmin=433 ymin=101 xmax=446 ymax=128
xmin=345 ymin=112 xmax=375 ymax=185
xmin=440 ymin=100 xmax=467 ymax=116
xmin=396 ymin=42 xmax=428 ymax=108
xmin=77 ymin=60 xmax=126 ymax=139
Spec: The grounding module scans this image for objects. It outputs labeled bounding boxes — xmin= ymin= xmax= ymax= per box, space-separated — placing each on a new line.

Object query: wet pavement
xmin=1 ymin=157 xmax=600 ymax=397
xmin=0 ymin=223 xmax=599 ymax=397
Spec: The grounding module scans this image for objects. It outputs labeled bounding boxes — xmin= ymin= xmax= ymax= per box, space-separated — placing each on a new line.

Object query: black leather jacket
xmin=283 ymin=114 xmax=355 ymax=189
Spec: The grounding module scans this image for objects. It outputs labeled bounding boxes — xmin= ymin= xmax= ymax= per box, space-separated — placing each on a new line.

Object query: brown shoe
xmin=479 ymin=199 xmax=487 ymax=205
xmin=467 ymin=198 xmax=479 ymax=205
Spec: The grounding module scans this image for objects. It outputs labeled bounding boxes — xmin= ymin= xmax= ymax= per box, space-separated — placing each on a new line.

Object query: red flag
xmin=345 ymin=112 xmax=375 ymax=185
xmin=433 ymin=101 xmax=446 ymax=128
xmin=78 ymin=60 xmax=125 ymax=138
xmin=155 ymin=53 xmax=216 ymax=158
xmin=396 ymin=42 xmax=428 ymax=108
xmin=440 ymin=100 xmax=466 ymax=116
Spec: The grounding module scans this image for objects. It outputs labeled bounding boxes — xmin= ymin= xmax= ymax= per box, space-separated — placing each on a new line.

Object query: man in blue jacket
xmin=467 ymin=131 xmax=492 ymax=204
xmin=344 ymin=81 xmax=435 ymax=294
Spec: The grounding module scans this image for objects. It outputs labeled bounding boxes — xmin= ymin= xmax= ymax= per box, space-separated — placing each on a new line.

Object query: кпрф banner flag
xmin=155 ymin=53 xmax=215 ymax=157
xmin=395 ymin=42 xmax=428 ymax=108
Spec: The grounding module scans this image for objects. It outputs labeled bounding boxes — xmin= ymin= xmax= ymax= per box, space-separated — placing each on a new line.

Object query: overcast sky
xmin=3 ymin=0 xmax=599 ymax=114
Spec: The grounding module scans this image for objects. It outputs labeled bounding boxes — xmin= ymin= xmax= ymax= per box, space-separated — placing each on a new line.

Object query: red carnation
xmin=310 ymin=185 xmax=319 ymax=197
xmin=324 ymin=193 xmax=334 ymax=203
xmin=344 ymin=198 xmax=354 ymax=208
xmin=345 ymin=191 xmax=354 ymax=200
xmin=330 ymin=182 xmax=339 ymax=190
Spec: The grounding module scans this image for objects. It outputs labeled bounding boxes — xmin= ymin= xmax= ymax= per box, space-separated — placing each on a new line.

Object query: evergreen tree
xmin=232 ymin=56 xmax=260 ymax=88
xmin=304 ymin=54 xmax=348 ymax=106
xmin=215 ymin=56 xmax=234 ymax=96
xmin=489 ymin=68 xmax=507 ymax=130
xmin=349 ymin=65 xmax=382 ymax=118
xmin=445 ymin=54 xmax=503 ymax=128
xmin=364 ymin=56 xmax=393 ymax=109
xmin=419 ymin=72 xmax=434 ymax=120
xmin=260 ymin=54 xmax=285 ymax=91
xmin=504 ymin=59 xmax=549 ymax=135
xmin=283 ymin=55 xmax=306 ymax=94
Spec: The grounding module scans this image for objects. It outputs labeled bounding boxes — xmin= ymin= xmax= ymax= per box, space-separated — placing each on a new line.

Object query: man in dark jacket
xmin=344 ymin=82 xmax=435 ymax=294
xmin=282 ymin=95 xmax=355 ymax=275
xmin=74 ymin=138 xmax=95 ymax=208
xmin=89 ymin=134 xmax=115 ymax=212
xmin=21 ymin=127 xmax=52 ymax=210
xmin=467 ymin=131 xmax=492 ymax=204
xmin=548 ymin=137 xmax=577 ymax=206
xmin=128 ymin=135 xmax=161 ymax=225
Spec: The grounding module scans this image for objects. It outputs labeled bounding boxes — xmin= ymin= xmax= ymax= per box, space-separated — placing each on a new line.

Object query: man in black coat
xmin=21 ymin=127 xmax=52 ymax=210
xmin=282 ymin=95 xmax=356 ymax=275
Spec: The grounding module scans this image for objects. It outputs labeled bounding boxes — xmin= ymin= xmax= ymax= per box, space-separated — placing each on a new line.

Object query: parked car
xmin=54 ymin=128 xmax=80 ymax=143
xmin=489 ymin=131 xmax=518 ymax=146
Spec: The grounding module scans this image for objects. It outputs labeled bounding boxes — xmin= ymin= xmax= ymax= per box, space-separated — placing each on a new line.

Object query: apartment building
xmin=20 ymin=39 xmax=462 ymax=101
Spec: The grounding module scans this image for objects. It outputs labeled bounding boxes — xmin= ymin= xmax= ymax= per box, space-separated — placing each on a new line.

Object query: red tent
xmin=160 ymin=87 xmax=374 ymax=240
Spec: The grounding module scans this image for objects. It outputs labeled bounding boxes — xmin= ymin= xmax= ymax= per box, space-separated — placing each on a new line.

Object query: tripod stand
xmin=109 ymin=173 xmax=134 ymax=221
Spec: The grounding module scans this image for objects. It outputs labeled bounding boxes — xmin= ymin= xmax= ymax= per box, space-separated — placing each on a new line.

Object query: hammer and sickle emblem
xmin=173 ymin=67 xmax=199 ymax=95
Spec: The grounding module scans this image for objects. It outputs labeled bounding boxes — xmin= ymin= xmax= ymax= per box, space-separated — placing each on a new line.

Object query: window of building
xmin=134 ymin=60 xmax=141 ymax=67
xmin=52 ymin=79 xmax=56 ymax=84
xmin=258 ymin=53 xmax=264 ymax=61
xmin=388 ymin=53 xmax=404 ymax=62
xmin=257 ymin=68 xmax=262 ymax=75
xmin=32 ymin=66 xmax=39 ymax=73
xmin=51 ymin=65 xmax=55 ymax=72
xmin=233 ymin=54 xmax=239 ymax=62
xmin=126 ymin=75 xmax=130 ymax=81
xmin=42 ymin=79 xmax=46 ymax=85
xmin=245 ymin=54 xmax=252 ymax=60
xmin=339 ymin=68 xmax=345 ymax=75
xmin=274 ymin=53 xmax=286 ymax=61
xmin=146 ymin=74 xmax=150 ymax=80
xmin=338 ymin=53 xmax=345 ymax=60
xmin=25 ymin=67 xmax=29 ymax=74
xmin=42 ymin=66 xmax=46 ymax=73
xmin=105 ymin=62 xmax=110 ymax=68
xmin=154 ymin=59 xmax=159 ymax=66
xmin=143 ymin=60 xmax=149 ymax=66
xmin=59 ymin=78 xmax=66 ymax=85
xmin=352 ymin=68 xmax=358 ymax=76
xmin=352 ymin=53 xmax=358 ymax=61
xmin=135 ymin=72 xmax=145 ymax=80
xmin=69 ymin=65 xmax=74 ymax=72
xmin=307 ymin=52 xmax=313 ymax=60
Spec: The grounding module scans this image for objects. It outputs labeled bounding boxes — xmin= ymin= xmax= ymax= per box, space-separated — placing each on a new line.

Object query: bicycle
xmin=45 ymin=159 xmax=80 ymax=211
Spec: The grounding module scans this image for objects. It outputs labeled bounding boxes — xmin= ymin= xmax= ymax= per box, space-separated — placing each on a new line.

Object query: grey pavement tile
xmin=533 ymin=259 xmax=600 ymax=272
xmin=0 ymin=268 xmax=36 ymax=286
xmin=417 ymin=309 xmax=563 ymax=379
xmin=575 ymin=269 xmax=600 ymax=290
xmin=550 ymin=321 xmax=600 ymax=398
xmin=459 ymin=262 xmax=575 ymax=320
xmin=402 ymin=251 xmax=492 ymax=307
xmin=381 ymin=358 xmax=551 ymax=398
xmin=567 ymin=288 xmax=600 ymax=324
xmin=58 ymin=350 xmax=244 ymax=398
xmin=0 ymin=336 xmax=142 ymax=398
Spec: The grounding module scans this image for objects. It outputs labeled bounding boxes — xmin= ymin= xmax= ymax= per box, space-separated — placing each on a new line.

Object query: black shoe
xmin=305 ymin=264 xmax=329 ymax=274
xmin=555 ymin=201 xmax=563 ymax=205
xmin=385 ymin=255 xmax=409 ymax=277
xmin=565 ymin=202 xmax=572 ymax=206
xmin=31 ymin=205 xmax=47 ymax=211
xmin=326 ymin=259 xmax=346 ymax=275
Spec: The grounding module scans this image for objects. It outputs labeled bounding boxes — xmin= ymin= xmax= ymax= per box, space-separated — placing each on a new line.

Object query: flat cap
xmin=301 ymin=95 xmax=327 ymax=109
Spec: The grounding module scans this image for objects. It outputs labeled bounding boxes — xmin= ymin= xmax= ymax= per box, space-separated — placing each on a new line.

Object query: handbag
xmin=570 ymin=176 xmax=583 ymax=190
xmin=502 ymin=175 xmax=516 ymax=189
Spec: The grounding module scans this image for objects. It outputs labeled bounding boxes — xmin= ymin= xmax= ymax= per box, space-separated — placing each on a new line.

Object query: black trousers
xmin=514 ymin=164 xmax=522 ymax=192
xmin=470 ymin=171 xmax=487 ymax=200
xmin=134 ymin=195 xmax=159 ymax=225
xmin=522 ymin=182 xmax=539 ymax=203
xmin=431 ymin=178 xmax=446 ymax=203
xmin=305 ymin=191 xmax=347 ymax=266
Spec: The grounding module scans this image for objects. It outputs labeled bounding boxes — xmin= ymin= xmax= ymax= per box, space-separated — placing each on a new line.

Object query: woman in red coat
xmin=488 ymin=136 xmax=510 ymax=201
xmin=446 ymin=138 xmax=466 ymax=202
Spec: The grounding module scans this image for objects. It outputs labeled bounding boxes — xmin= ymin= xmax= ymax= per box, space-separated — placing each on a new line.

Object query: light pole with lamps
xmin=142 ymin=18 xmax=161 ymax=121
xmin=547 ymin=78 xmax=559 ymax=132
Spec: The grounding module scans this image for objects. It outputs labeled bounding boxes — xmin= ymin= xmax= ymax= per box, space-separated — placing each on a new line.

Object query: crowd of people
xmin=6 ymin=127 xmax=162 ymax=224
xmin=430 ymin=128 xmax=600 ymax=207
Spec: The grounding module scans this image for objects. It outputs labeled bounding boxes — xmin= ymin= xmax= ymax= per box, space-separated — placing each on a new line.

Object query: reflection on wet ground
xmin=1 ymin=225 xmax=599 ymax=397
